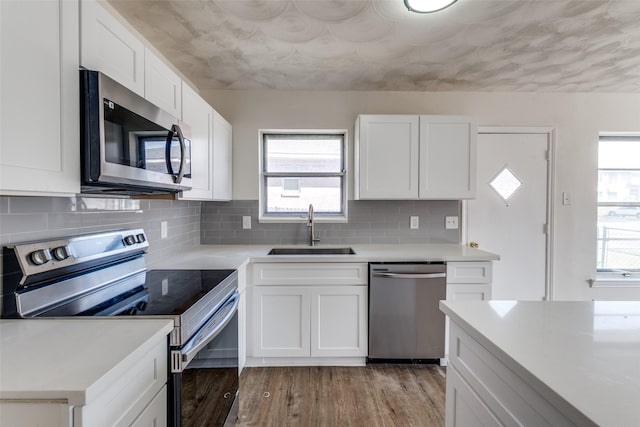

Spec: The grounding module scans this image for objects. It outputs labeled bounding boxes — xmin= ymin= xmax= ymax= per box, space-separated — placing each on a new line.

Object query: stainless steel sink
xmin=268 ymin=247 xmax=356 ymax=255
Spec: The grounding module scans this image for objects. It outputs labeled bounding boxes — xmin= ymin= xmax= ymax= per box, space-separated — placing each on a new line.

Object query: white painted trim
xmin=589 ymin=279 xmax=640 ymax=288
xmin=245 ymin=356 xmax=366 ymax=367
xmin=478 ymin=126 xmax=555 ymax=135
xmin=466 ymin=126 xmax=556 ymax=301
xmin=257 ymin=129 xmax=349 ymax=223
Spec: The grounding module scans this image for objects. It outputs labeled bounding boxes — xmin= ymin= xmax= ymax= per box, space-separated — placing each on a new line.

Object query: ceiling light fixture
xmin=404 ymin=0 xmax=458 ymax=13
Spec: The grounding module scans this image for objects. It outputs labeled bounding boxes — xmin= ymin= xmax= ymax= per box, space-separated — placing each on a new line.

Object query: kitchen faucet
xmin=307 ymin=204 xmax=320 ymax=246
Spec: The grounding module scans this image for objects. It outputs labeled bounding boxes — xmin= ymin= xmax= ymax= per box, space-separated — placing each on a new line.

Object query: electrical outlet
xmin=410 ymin=216 xmax=419 ymax=229
xmin=445 ymin=216 xmax=459 ymax=230
xmin=161 ymin=278 xmax=169 ymax=296
xmin=242 ymin=216 xmax=251 ymax=229
xmin=161 ymin=221 xmax=168 ymax=239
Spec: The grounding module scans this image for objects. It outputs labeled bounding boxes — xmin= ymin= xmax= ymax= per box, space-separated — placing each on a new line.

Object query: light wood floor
xmin=231 ymin=365 xmax=446 ymax=427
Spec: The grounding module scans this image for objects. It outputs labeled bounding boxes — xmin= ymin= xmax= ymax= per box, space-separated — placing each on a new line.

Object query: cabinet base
xmin=245 ymin=357 xmax=366 ymax=367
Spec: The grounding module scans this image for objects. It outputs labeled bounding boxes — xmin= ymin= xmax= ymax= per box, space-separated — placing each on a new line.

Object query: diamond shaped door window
xmin=490 ymin=166 xmax=523 ymax=203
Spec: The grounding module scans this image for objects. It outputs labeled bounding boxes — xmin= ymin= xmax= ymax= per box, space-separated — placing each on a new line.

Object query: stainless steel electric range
xmin=1 ymin=229 xmax=238 ymax=427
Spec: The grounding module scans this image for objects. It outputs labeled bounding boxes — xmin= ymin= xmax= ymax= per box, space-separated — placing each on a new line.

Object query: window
xmin=259 ymin=131 xmax=347 ymax=221
xmin=597 ymin=135 xmax=640 ymax=276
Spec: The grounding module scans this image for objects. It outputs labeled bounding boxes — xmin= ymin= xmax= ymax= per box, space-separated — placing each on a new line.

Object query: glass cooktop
xmin=141 ymin=269 xmax=236 ymax=315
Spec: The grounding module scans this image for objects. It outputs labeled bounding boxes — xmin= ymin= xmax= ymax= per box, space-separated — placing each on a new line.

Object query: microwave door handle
xmin=165 ymin=125 xmax=186 ymax=184
xmin=174 ymin=124 xmax=186 ymax=184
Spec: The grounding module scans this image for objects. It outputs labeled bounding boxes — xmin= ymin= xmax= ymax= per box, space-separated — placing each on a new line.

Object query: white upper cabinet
xmin=179 ymin=83 xmax=213 ymax=200
xmin=419 ymin=115 xmax=477 ymax=199
xmin=179 ymin=85 xmax=232 ymax=201
xmin=0 ymin=0 xmax=80 ymax=196
xmin=212 ymin=110 xmax=233 ymax=201
xmin=80 ymin=0 xmax=145 ymax=96
xmin=355 ymin=115 xmax=419 ymax=199
xmin=144 ymin=49 xmax=182 ymax=118
xmin=355 ymin=114 xmax=477 ymax=200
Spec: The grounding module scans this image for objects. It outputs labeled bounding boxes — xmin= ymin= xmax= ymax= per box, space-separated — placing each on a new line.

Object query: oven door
xmin=169 ymin=293 xmax=239 ymax=427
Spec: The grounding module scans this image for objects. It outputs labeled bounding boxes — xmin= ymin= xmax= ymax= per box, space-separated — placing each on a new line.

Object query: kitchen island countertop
xmin=440 ymin=300 xmax=640 ymax=426
xmin=151 ymin=243 xmax=499 ymax=270
xmin=0 ymin=318 xmax=173 ymax=405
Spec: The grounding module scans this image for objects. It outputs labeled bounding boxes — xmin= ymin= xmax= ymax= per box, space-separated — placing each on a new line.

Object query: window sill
xmin=258 ymin=215 xmax=348 ymax=224
xmin=590 ymin=273 xmax=640 ymax=288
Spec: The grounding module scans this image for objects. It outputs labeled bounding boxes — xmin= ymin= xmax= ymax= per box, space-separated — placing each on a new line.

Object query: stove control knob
xmin=136 ymin=301 xmax=147 ymax=311
xmin=124 ymin=235 xmax=137 ymax=246
xmin=30 ymin=249 xmax=52 ymax=266
xmin=51 ymin=246 xmax=70 ymax=261
xmin=136 ymin=233 xmax=146 ymax=243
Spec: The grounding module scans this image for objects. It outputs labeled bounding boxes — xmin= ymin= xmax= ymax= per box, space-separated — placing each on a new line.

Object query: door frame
xmin=461 ymin=127 xmax=556 ymax=300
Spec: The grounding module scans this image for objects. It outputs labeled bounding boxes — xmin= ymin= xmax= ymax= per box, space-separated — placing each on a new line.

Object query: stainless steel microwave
xmin=80 ymin=70 xmax=192 ymax=195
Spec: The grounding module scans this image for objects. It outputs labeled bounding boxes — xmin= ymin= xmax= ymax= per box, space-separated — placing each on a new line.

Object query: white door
xmin=465 ymin=131 xmax=551 ymax=300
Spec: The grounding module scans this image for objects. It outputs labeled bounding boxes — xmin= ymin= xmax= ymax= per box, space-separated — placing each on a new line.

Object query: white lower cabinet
xmin=445 ymin=262 xmax=492 ymax=362
xmin=446 ymin=322 xmax=578 ymax=427
xmin=311 ymin=286 xmax=367 ymax=357
xmin=253 ymin=286 xmax=311 ymax=357
xmin=0 ymin=335 xmax=169 ymax=427
xmin=130 ymin=385 xmax=167 ymax=427
xmin=250 ymin=263 xmax=368 ymax=363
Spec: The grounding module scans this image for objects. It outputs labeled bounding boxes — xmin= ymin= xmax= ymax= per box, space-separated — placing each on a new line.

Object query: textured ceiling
xmin=108 ymin=0 xmax=640 ymax=92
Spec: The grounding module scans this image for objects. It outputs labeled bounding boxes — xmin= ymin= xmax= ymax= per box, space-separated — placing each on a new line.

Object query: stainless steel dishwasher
xmin=368 ymin=263 xmax=446 ymax=362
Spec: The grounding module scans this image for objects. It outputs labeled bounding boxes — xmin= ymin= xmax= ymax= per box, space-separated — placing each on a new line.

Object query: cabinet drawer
xmin=448 ymin=323 xmax=578 ymax=427
xmin=75 ymin=339 xmax=167 ymax=427
xmin=130 ymin=385 xmax=167 ymax=427
xmin=446 ymin=262 xmax=492 ymax=284
xmin=446 ymin=284 xmax=491 ymax=301
xmin=252 ymin=263 xmax=367 ymax=285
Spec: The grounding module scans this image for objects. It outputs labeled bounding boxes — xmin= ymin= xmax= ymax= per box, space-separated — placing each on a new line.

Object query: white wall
xmin=202 ymin=89 xmax=640 ymax=301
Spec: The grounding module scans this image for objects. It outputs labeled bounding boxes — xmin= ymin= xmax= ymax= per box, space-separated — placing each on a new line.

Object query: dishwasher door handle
xmin=372 ymin=272 xmax=446 ymax=279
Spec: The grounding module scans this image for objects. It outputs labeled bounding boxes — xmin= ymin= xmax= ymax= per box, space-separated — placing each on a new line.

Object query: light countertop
xmin=0 ymin=318 xmax=173 ymax=405
xmin=440 ymin=300 xmax=640 ymax=427
xmin=151 ymin=243 xmax=499 ymax=270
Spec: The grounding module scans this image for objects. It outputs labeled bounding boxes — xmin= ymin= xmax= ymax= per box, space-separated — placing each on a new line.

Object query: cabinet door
xmin=419 ymin=115 xmax=477 ymax=199
xmin=311 ymin=286 xmax=367 ymax=357
xmin=80 ymin=0 xmax=145 ymax=96
xmin=129 ymin=386 xmax=167 ymax=427
xmin=179 ymin=83 xmax=213 ymax=200
xmin=355 ymin=115 xmax=419 ymax=199
xmin=144 ymin=49 xmax=182 ymax=117
xmin=212 ymin=110 xmax=233 ymax=201
xmin=0 ymin=0 xmax=80 ymax=196
xmin=445 ymin=365 xmax=502 ymax=427
xmin=253 ymin=287 xmax=310 ymax=357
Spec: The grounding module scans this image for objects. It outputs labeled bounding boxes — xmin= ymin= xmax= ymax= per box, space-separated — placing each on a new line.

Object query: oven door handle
xmin=179 ymin=291 xmax=239 ymax=368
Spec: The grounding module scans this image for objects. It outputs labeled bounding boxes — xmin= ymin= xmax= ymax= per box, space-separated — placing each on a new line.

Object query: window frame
xmin=258 ymin=129 xmax=348 ymax=223
xmin=595 ymin=133 xmax=640 ymax=285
